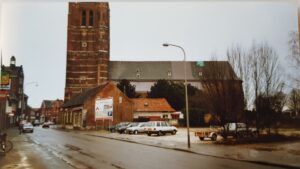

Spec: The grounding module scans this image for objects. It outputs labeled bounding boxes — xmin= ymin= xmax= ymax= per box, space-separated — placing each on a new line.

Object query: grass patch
xmin=215 ymin=134 xmax=300 ymax=145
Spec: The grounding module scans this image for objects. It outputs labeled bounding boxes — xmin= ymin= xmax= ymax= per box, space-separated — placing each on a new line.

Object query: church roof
xmin=108 ymin=61 xmax=239 ymax=81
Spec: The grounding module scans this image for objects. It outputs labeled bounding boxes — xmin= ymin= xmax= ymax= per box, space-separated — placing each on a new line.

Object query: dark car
xmin=107 ymin=125 xmax=117 ymax=132
xmin=42 ymin=122 xmax=50 ymax=128
xmin=33 ymin=120 xmax=40 ymax=126
xmin=116 ymin=122 xmax=132 ymax=134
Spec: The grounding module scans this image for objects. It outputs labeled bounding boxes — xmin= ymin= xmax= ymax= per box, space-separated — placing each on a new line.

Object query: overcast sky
xmin=0 ymin=0 xmax=299 ymax=107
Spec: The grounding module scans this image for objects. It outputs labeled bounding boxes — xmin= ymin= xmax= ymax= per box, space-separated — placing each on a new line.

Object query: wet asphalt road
xmin=0 ymin=127 xmax=286 ymax=169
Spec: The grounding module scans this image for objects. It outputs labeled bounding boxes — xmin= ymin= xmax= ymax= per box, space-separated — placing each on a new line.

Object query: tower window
xmin=167 ymin=71 xmax=172 ymax=78
xmin=81 ymin=10 xmax=86 ymax=26
xmin=89 ymin=11 xmax=94 ymax=26
xmin=136 ymin=69 xmax=141 ymax=78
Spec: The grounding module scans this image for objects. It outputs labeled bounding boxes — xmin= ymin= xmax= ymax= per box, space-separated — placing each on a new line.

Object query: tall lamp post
xmin=21 ymin=81 xmax=38 ymax=121
xmin=162 ymin=43 xmax=190 ymax=148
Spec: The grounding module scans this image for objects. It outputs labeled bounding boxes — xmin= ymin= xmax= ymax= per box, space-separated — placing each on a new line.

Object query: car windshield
xmin=145 ymin=122 xmax=154 ymax=127
xmin=24 ymin=124 xmax=33 ymax=127
xmin=128 ymin=123 xmax=138 ymax=127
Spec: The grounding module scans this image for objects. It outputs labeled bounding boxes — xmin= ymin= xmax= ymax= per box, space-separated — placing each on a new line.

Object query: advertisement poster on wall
xmin=0 ymin=70 xmax=10 ymax=90
xmin=95 ymin=98 xmax=113 ymax=120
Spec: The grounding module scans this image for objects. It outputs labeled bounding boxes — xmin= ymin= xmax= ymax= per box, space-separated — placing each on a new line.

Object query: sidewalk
xmin=81 ymin=128 xmax=300 ymax=169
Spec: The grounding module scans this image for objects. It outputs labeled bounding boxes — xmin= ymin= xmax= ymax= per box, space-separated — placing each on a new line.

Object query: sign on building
xmin=0 ymin=70 xmax=10 ymax=90
xmin=95 ymin=98 xmax=113 ymax=120
xmin=0 ymin=90 xmax=8 ymax=101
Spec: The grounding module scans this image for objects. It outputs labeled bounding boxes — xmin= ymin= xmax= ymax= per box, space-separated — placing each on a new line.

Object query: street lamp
xmin=162 ymin=43 xmax=191 ymax=148
xmin=21 ymin=81 xmax=38 ymax=121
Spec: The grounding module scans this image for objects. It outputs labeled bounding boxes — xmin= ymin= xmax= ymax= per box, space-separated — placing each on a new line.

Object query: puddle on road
xmin=288 ymin=150 xmax=300 ymax=155
xmin=65 ymin=144 xmax=81 ymax=151
xmin=2 ymin=151 xmax=32 ymax=169
xmin=253 ymin=147 xmax=282 ymax=152
xmin=2 ymin=163 xmax=22 ymax=169
xmin=64 ymin=144 xmax=95 ymax=158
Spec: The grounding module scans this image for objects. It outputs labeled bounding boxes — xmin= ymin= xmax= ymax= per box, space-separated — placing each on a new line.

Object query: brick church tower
xmin=64 ymin=2 xmax=110 ymax=101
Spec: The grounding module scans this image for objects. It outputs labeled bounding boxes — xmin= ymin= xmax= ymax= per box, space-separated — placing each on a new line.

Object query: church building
xmin=63 ymin=2 xmax=243 ymax=129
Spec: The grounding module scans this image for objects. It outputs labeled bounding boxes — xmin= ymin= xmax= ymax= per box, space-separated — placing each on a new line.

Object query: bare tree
xmin=288 ymin=89 xmax=300 ymax=117
xmin=288 ymin=31 xmax=300 ymax=85
xmin=259 ymin=42 xmax=282 ymax=96
xmin=248 ymin=42 xmax=284 ymax=134
xmin=227 ymin=44 xmax=252 ymax=110
xmin=288 ymin=31 xmax=300 ymax=66
xmin=200 ymin=60 xmax=244 ymax=137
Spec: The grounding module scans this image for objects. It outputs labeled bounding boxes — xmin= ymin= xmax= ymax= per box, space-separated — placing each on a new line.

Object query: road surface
xmin=0 ymin=127 xmax=285 ymax=169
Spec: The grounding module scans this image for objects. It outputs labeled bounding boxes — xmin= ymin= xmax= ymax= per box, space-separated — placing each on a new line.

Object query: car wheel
xmin=211 ymin=134 xmax=217 ymax=141
xmin=147 ymin=132 xmax=151 ymax=136
xmin=158 ymin=131 xmax=163 ymax=136
xmin=171 ymin=130 xmax=177 ymax=135
xmin=134 ymin=130 xmax=138 ymax=135
xmin=199 ymin=137 xmax=204 ymax=141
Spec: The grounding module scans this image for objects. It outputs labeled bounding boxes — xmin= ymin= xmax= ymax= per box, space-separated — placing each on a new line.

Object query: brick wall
xmin=84 ymin=83 xmax=133 ymax=128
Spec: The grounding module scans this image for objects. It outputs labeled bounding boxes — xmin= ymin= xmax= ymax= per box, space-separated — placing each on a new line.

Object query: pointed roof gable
xmin=63 ymin=82 xmax=109 ymax=108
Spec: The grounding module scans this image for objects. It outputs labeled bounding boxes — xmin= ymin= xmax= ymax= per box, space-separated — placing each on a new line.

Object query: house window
xmin=198 ymin=71 xmax=203 ymax=77
xmin=19 ymin=88 xmax=23 ymax=94
xmin=19 ymin=78 xmax=23 ymax=85
xmin=81 ymin=10 xmax=86 ymax=26
xmin=89 ymin=11 xmax=94 ymax=26
xmin=162 ymin=114 xmax=168 ymax=119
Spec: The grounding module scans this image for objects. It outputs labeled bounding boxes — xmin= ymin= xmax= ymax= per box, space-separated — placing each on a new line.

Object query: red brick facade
xmin=40 ymin=99 xmax=64 ymax=123
xmin=64 ymin=2 xmax=110 ymax=101
xmin=63 ymin=82 xmax=133 ymax=129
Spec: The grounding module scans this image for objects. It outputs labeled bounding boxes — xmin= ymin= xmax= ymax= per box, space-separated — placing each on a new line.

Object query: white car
xmin=144 ymin=121 xmax=177 ymax=136
xmin=126 ymin=122 xmax=148 ymax=134
xmin=22 ymin=123 xmax=34 ymax=133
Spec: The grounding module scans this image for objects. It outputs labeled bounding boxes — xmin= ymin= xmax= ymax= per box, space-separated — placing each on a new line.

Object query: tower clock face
xmin=81 ymin=42 xmax=87 ymax=48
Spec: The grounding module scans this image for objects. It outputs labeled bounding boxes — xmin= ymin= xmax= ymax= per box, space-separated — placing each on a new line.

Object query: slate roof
xmin=108 ymin=61 xmax=239 ymax=81
xmin=63 ymin=82 xmax=108 ymax=108
xmin=132 ymin=98 xmax=175 ymax=112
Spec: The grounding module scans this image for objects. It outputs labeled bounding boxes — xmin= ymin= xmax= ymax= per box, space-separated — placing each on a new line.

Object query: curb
xmin=85 ymin=133 xmax=300 ymax=169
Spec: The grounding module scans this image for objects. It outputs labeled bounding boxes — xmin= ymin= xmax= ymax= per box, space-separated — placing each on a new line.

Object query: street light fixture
xmin=162 ymin=43 xmax=191 ymax=148
xmin=21 ymin=81 xmax=38 ymax=121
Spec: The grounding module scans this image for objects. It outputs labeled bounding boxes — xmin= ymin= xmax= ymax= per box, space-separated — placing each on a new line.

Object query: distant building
xmin=40 ymin=99 xmax=64 ymax=123
xmin=0 ymin=56 xmax=24 ymax=128
xmin=132 ymin=98 xmax=179 ymax=125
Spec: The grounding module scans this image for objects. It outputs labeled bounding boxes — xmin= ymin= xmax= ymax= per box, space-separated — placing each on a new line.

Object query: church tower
xmin=64 ymin=2 xmax=110 ymax=101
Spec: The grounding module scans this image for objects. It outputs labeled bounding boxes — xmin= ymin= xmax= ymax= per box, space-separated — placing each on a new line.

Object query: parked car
xmin=194 ymin=123 xmax=257 ymax=141
xmin=221 ymin=122 xmax=257 ymax=139
xmin=144 ymin=121 xmax=177 ymax=136
xmin=107 ymin=125 xmax=117 ymax=132
xmin=33 ymin=120 xmax=40 ymax=126
xmin=125 ymin=122 xmax=148 ymax=134
xmin=118 ymin=122 xmax=139 ymax=134
xmin=22 ymin=123 xmax=34 ymax=133
xmin=115 ymin=122 xmax=131 ymax=134
xmin=42 ymin=122 xmax=51 ymax=128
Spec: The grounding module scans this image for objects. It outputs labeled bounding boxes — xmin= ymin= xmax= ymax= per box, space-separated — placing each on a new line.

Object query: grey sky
xmin=0 ymin=0 xmax=298 ymax=107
